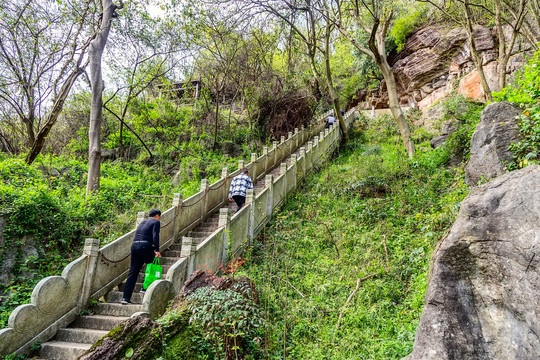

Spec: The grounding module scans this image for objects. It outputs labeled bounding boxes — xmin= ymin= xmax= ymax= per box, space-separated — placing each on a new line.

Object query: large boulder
xmin=465 ymin=102 xmax=521 ymax=185
xmin=405 ymin=165 xmax=540 ymax=360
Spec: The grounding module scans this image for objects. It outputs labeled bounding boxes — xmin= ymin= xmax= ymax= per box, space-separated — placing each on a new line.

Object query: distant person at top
xmin=228 ymin=169 xmax=254 ymax=212
xmin=340 ymin=109 xmax=345 ymax=117
xmin=122 ymin=209 xmax=161 ymax=305
xmin=325 ymin=115 xmax=336 ymax=129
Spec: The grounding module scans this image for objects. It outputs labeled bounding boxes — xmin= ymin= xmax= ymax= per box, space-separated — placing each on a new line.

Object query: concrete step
xmin=39 ymin=341 xmax=92 ymax=360
xmin=168 ymin=244 xmax=182 ymax=252
xmin=198 ymin=224 xmax=219 ymax=232
xmin=161 ymin=250 xmax=182 ymax=258
xmin=71 ymin=315 xmax=129 ymax=331
xmin=106 ymin=290 xmax=143 ymax=304
xmin=189 ymin=231 xmax=213 ymax=239
xmin=95 ymin=303 xmax=141 ymax=317
xmin=56 ymin=328 xmax=108 ymax=343
xmin=160 ymin=256 xmax=180 ymax=265
xmin=118 ymin=281 xmax=143 ymax=292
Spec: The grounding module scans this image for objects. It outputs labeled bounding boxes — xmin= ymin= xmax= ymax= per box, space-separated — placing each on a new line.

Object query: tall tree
xmin=417 ymin=0 xmax=528 ymax=98
xmin=0 ymin=0 xmax=94 ymax=163
xmin=102 ymin=2 xmax=188 ymax=158
xmin=494 ymin=0 xmax=527 ymax=89
xmin=330 ymin=0 xmax=416 ymax=157
xmin=86 ymin=0 xmax=124 ymax=195
xmin=239 ymin=0 xmax=350 ymax=142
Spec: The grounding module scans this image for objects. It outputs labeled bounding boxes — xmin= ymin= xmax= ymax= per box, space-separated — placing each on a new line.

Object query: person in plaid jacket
xmin=228 ymin=169 xmax=254 ymax=212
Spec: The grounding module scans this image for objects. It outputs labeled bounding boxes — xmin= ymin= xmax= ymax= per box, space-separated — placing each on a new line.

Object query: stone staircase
xmin=36 ymin=151 xmax=297 ymax=359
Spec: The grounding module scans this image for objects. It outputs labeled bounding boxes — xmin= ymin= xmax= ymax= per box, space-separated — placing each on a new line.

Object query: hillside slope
xmin=238 ymin=122 xmax=469 ymax=359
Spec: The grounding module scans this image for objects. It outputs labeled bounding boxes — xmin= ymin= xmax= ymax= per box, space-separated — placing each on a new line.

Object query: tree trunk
xmin=212 ymin=100 xmax=220 ymax=150
xmin=25 ymin=67 xmax=85 ymax=164
xmin=495 ymin=0 xmax=527 ymax=90
xmin=324 ymin=22 xmax=349 ymax=143
xmin=86 ymin=0 xmax=122 ymax=196
xmin=380 ymin=62 xmax=416 ymax=158
xmin=463 ymin=1 xmax=493 ymax=101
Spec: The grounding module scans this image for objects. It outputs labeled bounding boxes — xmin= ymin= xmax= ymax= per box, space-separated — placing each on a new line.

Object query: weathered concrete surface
xmin=465 ymin=102 xmax=522 ymax=185
xmin=405 ymin=165 xmax=540 ymax=360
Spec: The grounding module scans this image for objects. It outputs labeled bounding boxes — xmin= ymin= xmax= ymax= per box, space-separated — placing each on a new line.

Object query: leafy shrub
xmin=494 ymin=50 xmax=540 ymax=169
xmin=508 ymin=106 xmax=540 ymax=169
xmin=188 ymin=282 xmax=265 ymax=359
xmin=390 ymin=6 xmax=430 ymax=52
xmin=493 ymin=50 xmax=540 ymax=105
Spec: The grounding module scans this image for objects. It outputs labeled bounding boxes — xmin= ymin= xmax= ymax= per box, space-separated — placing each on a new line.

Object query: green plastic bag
xmin=143 ymin=257 xmax=162 ymax=290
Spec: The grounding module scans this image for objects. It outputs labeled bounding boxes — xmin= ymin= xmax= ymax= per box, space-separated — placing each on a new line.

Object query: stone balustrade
xmin=0 ymin=108 xmax=354 ymax=356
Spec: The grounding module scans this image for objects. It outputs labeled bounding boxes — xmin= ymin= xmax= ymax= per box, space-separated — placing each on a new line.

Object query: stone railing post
xmin=272 ymin=141 xmax=277 ymax=167
xmin=181 ymin=236 xmax=196 ymax=276
xmin=290 ymin=154 xmax=297 ymax=192
xmin=78 ymin=238 xmax=100 ymax=310
xmin=246 ymin=189 xmax=255 ymax=242
xmin=221 ymin=167 xmax=228 ymax=204
xmin=200 ymin=179 xmax=209 ymax=221
xmin=313 ymin=136 xmax=319 ymax=165
xmin=263 ymin=146 xmax=269 ymax=173
xmin=299 ymin=147 xmax=306 ymax=180
xmin=172 ymin=193 xmax=183 ymax=242
xmin=136 ymin=211 xmax=146 ymax=226
xmin=238 ymin=160 xmax=244 ymax=170
xmin=250 ymin=153 xmax=257 ymax=179
xmin=280 ymin=162 xmax=287 ymax=175
xmin=294 ymin=128 xmax=299 ymax=149
xmin=218 ymin=208 xmax=230 ymax=263
xmin=301 ymin=125 xmax=305 ymax=145
xmin=288 ymin=131 xmax=293 ymax=155
xmin=307 ymin=141 xmax=313 ymax=171
xmin=265 ymin=174 xmax=274 ymax=217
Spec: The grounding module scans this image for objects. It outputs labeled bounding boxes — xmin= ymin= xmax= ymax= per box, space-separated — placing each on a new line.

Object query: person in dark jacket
xmin=122 ymin=209 xmax=162 ymax=304
xmin=228 ymin=169 xmax=254 ymax=212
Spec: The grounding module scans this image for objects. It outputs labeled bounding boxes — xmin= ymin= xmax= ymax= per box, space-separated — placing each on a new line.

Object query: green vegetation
xmin=234 ymin=115 xmax=473 ymax=358
xmin=494 ymin=50 xmax=540 ymax=169
xmin=0 ymin=98 xmax=254 ymax=328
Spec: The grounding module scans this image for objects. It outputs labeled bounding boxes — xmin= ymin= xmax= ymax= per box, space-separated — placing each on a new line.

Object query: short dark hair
xmin=242 ymin=168 xmax=249 ymax=174
xmin=149 ymin=209 xmax=161 ymax=217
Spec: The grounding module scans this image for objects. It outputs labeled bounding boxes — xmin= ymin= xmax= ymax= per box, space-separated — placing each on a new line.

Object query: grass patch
xmin=239 ymin=125 xmax=469 ymax=359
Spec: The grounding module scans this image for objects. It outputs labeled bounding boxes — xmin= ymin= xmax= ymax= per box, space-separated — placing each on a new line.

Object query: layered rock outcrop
xmin=405 ymin=165 xmax=540 ymax=360
xmin=360 ymin=25 xmax=530 ymax=110
xmin=465 ymin=102 xmax=522 ymax=185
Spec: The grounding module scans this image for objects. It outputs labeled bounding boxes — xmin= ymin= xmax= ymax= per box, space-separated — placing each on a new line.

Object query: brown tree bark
xmin=86 ymin=0 xmax=123 ymax=196
xmin=336 ymin=12 xmax=415 ymax=157
xmin=462 ymin=0 xmax=493 ymax=101
xmin=25 ymin=66 xmax=86 ymax=164
xmin=324 ymin=21 xmax=349 ymax=143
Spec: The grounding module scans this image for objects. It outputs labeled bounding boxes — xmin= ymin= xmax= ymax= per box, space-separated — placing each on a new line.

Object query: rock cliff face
xmin=404 ymin=165 xmax=540 ymax=360
xmin=465 ymin=102 xmax=522 ymax=185
xmin=362 ymin=25 xmax=530 ymax=110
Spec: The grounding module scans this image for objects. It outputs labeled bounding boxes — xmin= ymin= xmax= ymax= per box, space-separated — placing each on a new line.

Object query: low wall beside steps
xmin=0 ymin=108 xmax=353 ymax=356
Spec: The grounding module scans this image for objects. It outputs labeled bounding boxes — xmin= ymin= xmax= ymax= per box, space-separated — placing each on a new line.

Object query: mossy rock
xmin=79 ymin=301 xmax=193 ymax=360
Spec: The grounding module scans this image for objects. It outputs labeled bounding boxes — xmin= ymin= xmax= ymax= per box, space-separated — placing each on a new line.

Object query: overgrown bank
xmin=237 ymin=118 xmax=473 ymax=358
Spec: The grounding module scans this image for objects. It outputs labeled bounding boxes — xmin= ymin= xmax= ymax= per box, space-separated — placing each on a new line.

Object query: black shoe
xmin=121 ymin=298 xmax=132 ymax=305
xmin=140 ymin=288 xmax=146 ymax=294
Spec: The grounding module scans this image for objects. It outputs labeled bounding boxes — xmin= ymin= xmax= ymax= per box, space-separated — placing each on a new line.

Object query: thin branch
xmin=271 ymin=274 xmax=305 ymax=298
xmin=333 ymin=274 xmax=376 ymax=341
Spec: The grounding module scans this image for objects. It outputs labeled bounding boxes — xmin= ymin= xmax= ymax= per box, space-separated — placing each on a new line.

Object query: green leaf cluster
xmin=494 ymin=50 xmax=540 ymax=169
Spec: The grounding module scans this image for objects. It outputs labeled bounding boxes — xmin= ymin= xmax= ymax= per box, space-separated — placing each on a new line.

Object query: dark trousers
xmin=123 ymin=242 xmax=155 ymax=301
xmin=232 ymin=195 xmax=246 ymax=212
